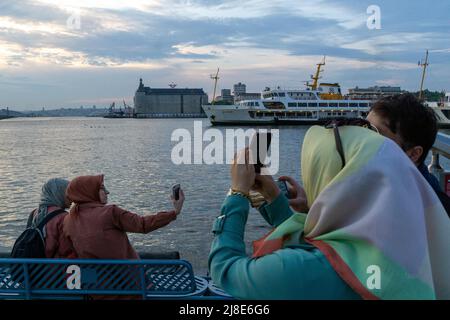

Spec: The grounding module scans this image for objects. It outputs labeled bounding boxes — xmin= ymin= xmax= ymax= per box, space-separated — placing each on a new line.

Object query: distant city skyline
xmin=0 ymin=0 xmax=449 ymax=110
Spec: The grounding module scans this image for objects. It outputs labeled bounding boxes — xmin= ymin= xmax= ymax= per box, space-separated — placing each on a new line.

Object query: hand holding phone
xmin=277 ymin=180 xmax=290 ymax=199
xmin=171 ymin=184 xmax=184 ymax=215
xmin=279 ymin=176 xmax=309 ymax=213
xmin=172 ymin=184 xmax=181 ymax=200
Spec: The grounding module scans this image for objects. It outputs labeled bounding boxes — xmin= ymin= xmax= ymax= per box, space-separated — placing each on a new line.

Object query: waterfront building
xmin=233 ymin=82 xmax=246 ymax=95
xmin=134 ymin=79 xmax=208 ymax=117
xmin=347 ymin=86 xmax=402 ymax=100
xmin=216 ymin=89 xmax=234 ymax=103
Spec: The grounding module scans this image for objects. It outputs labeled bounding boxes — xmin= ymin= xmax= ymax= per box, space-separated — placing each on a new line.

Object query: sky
xmin=0 ymin=0 xmax=449 ymax=110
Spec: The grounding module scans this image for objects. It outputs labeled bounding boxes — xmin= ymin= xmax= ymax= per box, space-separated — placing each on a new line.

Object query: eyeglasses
xmin=324 ymin=118 xmax=379 ymax=169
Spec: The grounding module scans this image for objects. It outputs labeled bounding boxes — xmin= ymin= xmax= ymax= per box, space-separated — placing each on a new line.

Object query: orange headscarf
xmin=66 ymin=174 xmax=104 ymax=215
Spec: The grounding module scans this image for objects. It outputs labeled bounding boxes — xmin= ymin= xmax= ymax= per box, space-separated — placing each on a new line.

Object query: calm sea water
xmin=1 ymin=117 xmax=448 ymax=275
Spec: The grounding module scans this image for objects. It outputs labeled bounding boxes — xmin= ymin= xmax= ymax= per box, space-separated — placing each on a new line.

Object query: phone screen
xmin=251 ymin=132 xmax=272 ymax=173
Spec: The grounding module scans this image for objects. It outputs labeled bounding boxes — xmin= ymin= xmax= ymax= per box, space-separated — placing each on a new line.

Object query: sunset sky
xmin=0 ymin=0 xmax=449 ymax=110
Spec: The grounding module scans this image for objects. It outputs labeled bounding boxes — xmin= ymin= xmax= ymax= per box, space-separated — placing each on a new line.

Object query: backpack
xmin=10 ymin=208 xmax=67 ymax=259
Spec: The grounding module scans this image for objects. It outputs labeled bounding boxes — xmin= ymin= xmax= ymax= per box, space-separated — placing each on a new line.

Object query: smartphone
xmin=172 ymin=184 xmax=181 ymax=200
xmin=277 ymin=180 xmax=290 ymax=199
xmin=250 ymin=132 xmax=272 ymax=174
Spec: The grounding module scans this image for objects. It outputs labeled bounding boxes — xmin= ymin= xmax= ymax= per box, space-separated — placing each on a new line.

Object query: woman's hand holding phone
xmin=171 ymin=187 xmax=185 ymax=216
xmin=252 ymin=175 xmax=280 ymax=204
xmin=279 ymin=176 xmax=309 ymax=213
xmin=231 ymin=148 xmax=255 ymax=195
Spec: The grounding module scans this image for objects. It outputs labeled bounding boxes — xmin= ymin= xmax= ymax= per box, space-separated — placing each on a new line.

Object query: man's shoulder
xmin=418 ymin=163 xmax=442 ymax=192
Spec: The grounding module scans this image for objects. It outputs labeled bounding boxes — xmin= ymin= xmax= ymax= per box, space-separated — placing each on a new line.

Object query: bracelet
xmin=228 ymin=188 xmax=251 ymax=201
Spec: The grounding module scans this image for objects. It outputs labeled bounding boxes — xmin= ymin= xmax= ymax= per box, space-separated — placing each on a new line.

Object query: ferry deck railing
xmin=429 ymin=132 xmax=450 ymax=193
xmin=0 ymin=258 xmax=232 ymax=300
xmin=0 ymin=251 xmax=234 ymax=300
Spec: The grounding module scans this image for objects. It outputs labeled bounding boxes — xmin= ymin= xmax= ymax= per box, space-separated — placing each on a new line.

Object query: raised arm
xmin=208 ymin=195 xmax=358 ymax=300
xmin=252 ymin=174 xmax=294 ymax=227
xmin=258 ymin=193 xmax=294 ymax=227
xmin=208 ymin=149 xmax=356 ymax=299
xmin=110 ymin=189 xmax=185 ymax=233
xmin=111 ymin=206 xmax=177 ymax=233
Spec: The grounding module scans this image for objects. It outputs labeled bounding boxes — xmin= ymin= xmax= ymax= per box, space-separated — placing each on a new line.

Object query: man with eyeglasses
xmin=367 ymin=93 xmax=450 ymax=217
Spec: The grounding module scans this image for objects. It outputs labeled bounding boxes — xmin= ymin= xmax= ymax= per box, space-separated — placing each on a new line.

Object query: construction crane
xmin=210 ymin=68 xmax=220 ymax=105
xmin=418 ymin=50 xmax=429 ymax=101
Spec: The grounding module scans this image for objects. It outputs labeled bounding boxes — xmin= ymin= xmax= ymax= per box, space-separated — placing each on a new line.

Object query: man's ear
xmin=406 ymin=146 xmax=424 ymax=165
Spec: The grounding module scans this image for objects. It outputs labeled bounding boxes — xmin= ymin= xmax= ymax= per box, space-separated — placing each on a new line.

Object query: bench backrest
xmin=0 ymin=258 xmax=199 ymax=300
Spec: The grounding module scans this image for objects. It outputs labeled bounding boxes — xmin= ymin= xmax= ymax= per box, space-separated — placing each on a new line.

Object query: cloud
xmin=339 ymin=33 xmax=437 ymax=55
xmin=430 ymin=48 xmax=450 ymax=54
xmin=0 ymin=0 xmax=449 ymax=109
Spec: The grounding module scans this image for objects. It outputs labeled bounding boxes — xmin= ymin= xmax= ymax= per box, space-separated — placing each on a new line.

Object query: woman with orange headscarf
xmin=63 ymin=174 xmax=184 ymax=259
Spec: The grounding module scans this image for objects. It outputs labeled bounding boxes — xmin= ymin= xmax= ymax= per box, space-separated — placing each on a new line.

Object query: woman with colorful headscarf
xmin=63 ymin=174 xmax=184 ymax=260
xmin=30 ymin=178 xmax=76 ymax=258
xmin=208 ymin=124 xmax=450 ymax=300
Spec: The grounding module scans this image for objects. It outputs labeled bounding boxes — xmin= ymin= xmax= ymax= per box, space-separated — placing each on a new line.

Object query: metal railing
xmin=0 ymin=258 xmax=210 ymax=300
xmin=429 ymin=132 xmax=450 ymax=191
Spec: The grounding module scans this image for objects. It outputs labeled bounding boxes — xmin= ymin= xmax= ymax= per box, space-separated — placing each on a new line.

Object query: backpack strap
xmin=36 ymin=208 xmax=67 ymax=231
xmin=26 ymin=210 xmax=35 ymax=228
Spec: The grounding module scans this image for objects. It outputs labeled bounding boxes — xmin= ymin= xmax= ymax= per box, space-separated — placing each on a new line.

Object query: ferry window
xmin=273 ymin=92 xmax=279 ymax=97
xmin=319 ymin=103 xmax=328 ymax=107
xmin=308 ymin=103 xmax=318 ymax=107
xmin=263 ymin=101 xmax=286 ymax=109
xmin=279 ymin=93 xmax=286 ymax=97
xmin=349 ymin=103 xmax=358 ymax=107
xmin=298 ymin=103 xmax=307 ymax=107
xmin=288 ymin=103 xmax=297 ymax=107
xmin=339 ymin=103 xmax=349 ymax=107
xmin=360 ymin=103 xmax=368 ymax=108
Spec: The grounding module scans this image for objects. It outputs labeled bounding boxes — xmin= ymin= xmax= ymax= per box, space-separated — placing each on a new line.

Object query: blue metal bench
xmin=0 ymin=258 xmax=213 ymax=300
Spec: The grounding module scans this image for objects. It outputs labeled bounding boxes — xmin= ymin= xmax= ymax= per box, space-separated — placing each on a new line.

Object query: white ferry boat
xmin=202 ymin=60 xmax=450 ymax=128
xmin=202 ymin=60 xmax=372 ymax=125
